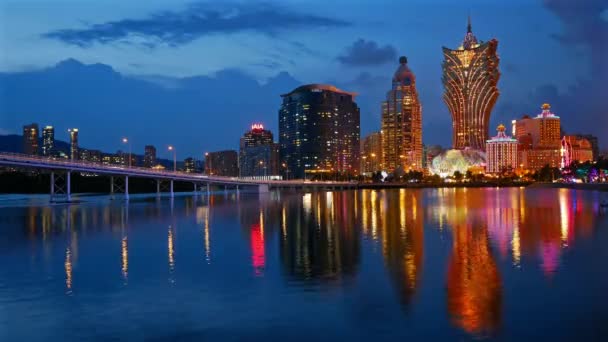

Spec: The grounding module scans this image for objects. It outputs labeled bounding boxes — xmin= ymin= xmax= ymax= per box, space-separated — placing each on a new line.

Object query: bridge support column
xmin=193 ymin=182 xmax=197 ymax=194
xmin=206 ymin=183 xmax=210 ymax=195
xmin=124 ymin=176 xmax=129 ymax=201
xmin=66 ymin=171 xmax=72 ymax=202
xmin=110 ymin=176 xmax=115 ymax=200
xmin=170 ymin=179 xmax=174 ymax=198
xmin=156 ymin=179 xmax=160 ymax=196
xmin=50 ymin=172 xmax=55 ymax=197
xmin=258 ymin=184 xmax=269 ymax=193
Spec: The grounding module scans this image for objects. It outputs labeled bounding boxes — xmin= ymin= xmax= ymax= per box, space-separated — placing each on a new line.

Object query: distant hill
xmin=0 ymin=134 xmax=179 ymax=168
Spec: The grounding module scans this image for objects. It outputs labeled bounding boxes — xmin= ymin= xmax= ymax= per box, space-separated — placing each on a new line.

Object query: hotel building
xmin=442 ymin=17 xmax=500 ymax=150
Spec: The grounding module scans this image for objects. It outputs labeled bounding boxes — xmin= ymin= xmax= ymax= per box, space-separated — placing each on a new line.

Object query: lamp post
xmin=282 ymin=162 xmax=289 ymax=180
xmin=122 ymin=137 xmax=132 ymax=168
xmin=168 ymin=145 xmax=176 ymax=172
xmin=259 ymin=160 xmax=266 ymax=179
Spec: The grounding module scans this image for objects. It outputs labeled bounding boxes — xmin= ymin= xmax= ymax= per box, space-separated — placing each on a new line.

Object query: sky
xmin=0 ymin=0 xmax=606 ymax=159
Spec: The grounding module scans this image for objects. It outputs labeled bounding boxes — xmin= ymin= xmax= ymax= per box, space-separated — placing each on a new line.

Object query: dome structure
xmin=393 ymin=56 xmax=415 ymax=86
xmin=430 ymin=148 xmax=487 ymax=178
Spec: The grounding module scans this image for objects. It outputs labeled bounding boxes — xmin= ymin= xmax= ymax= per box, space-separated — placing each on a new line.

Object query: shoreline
xmin=527 ymin=182 xmax=608 ymax=192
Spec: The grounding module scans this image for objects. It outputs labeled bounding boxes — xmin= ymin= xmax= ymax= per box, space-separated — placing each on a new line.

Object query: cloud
xmin=42 ymin=2 xmax=350 ymax=48
xmin=337 ymin=39 xmax=398 ymax=66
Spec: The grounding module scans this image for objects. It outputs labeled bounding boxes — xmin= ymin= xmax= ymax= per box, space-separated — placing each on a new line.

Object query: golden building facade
xmin=381 ymin=56 xmax=423 ymax=172
xmin=514 ymin=104 xmax=562 ymax=170
xmin=442 ymin=18 xmax=500 ymax=150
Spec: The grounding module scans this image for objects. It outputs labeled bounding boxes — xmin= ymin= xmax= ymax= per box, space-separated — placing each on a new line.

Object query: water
xmin=1 ymin=188 xmax=607 ymax=341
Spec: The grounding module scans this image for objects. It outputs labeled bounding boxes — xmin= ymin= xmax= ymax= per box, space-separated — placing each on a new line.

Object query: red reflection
xmin=251 ymin=223 xmax=265 ymax=276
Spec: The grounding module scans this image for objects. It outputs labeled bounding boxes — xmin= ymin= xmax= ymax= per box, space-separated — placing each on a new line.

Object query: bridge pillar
xmin=66 ymin=171 xmax=72 ymax=202
xmin=156 ymin=179 xmax=160 ymax=196
xmin=50 ymin=172 xmax=55 ymax=197
xmin=206 ymin=183 xmax=210 ymax=195
xmin=124 ymin=176 xmax=129 ymax=201
xmin=193 ymin=182 xmax=197 ymax=194
xmin=259 ymin=184 xmax=269 ymax=193
xmin=170 ymin=179 xmax=174 ymax=198
xmin=110 ymin=176 xmax=115 ymax=200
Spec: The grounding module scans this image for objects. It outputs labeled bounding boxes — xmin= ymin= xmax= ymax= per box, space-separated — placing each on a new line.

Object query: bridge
xmin=0 ymin=152 xmax=358 ymax=202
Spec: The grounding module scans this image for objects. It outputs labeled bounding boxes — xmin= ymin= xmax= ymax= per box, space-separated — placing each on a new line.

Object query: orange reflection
xmin=447 ymin=223 xmax=502 ymax=335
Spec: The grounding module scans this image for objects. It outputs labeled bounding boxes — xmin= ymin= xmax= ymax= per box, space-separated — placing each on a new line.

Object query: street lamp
xmin=122 ymin=137 xmax=132 ymax=168
xmin=259 ymin=160 xmax=266 ymax=179
xmin=168 ymin=145 xmax=176 ymax=172
xmin=282 ymin=162 xmax=289 ymax=180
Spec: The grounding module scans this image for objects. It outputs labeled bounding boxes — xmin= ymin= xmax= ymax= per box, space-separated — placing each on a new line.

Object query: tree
xmin=453 ymin=171 xmax=464 ymax=182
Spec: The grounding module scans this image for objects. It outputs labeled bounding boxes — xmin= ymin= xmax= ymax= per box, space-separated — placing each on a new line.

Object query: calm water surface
xmin=1 ymin=188 xmax=607 ymax=341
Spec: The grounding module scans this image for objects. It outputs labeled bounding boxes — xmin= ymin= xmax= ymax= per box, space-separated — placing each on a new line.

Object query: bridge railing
xmin=0 ymin=152 xmax=358 ymax=186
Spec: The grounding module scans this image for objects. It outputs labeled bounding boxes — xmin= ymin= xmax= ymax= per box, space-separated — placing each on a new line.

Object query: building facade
xmin=68 ymin=128 xmax=79 ymax=160
xmin=485 ymin=124 xmax=518 ymax=174
xmin=561 ymin=135 xmax=594 ymax=167
xmin=279 ymin=84 xmax=360 ymax=179
xmin=442 ymin=17 xmax=500 ymax=150
xmin=23 ymin=123 xmax=39 ymax=155
xmin=513 ymin=103 xmax=562 ymax=171
xmin=239 ymin=124 xmax=279 ymax=178
xmin=144 ymin=145 xmax=157 ymax=168
xmin=42 ymin=126 xmax=54 ymax=156
xmin=184 ymin=157 xmax=196 ymax=173
xmin=360 ymin=131 xmax=383 ymax=175
xmin=381 ymin=56 xmax=423 ymax=172
xmin=573 ymin=134 xmax=599 ymax=161
xmin=205 ymin=150 xmax=239 ymax=177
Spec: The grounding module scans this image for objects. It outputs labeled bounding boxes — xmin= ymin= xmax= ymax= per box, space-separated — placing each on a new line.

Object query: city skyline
xmin=1 ymin=1 xmax=607 ymax=158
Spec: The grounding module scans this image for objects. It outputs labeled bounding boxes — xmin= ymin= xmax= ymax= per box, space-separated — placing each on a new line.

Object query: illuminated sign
xmin=251 ymin=123 xmax=264 ymax=130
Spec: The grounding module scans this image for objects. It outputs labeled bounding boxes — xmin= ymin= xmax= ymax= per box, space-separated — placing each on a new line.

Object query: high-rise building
xmin=184 ymin=157 xmax=196 ymax=173
xmin=561 ymin=136 xmax=594 ymax=167
xmin=42 ymin=126 xmax=54 ymax=156
xmin=240 ymin=124 xmax=273 ymax=148
xmin=239 ymin=124 xmax=280 ymax=179
xmin=485 ymin=124 xmax=518 ymax=174
xmin=514 ymin=104 xmax=562 ymax=170
xmin=360 ymin=131 xmax=383 ymax=175
xmin=144 ymin=145 xmax=157 ymax=168
xmin=279 ymin=84 xmax=360 ymax=179
xmin=442 ymin=17 xmax=500 ymax=150
xmin=68 ymin=128 xmax=79 ymax=160
xmin=22 ymin=123 xmax=39 ymax=155
xmin=205 ymin=150 xmax=239 ymax=177
xmin=381 ymin=56 xmax=423 ymax=172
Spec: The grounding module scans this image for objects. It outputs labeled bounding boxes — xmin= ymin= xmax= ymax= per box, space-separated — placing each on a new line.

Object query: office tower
xmin=240 ymin=123 xmax=273 ymax=148
xmin=442 ymin=17 xmax=500 ymax=150
xmin=381 ymin=56 xmax=423 ymax=172
xmin=239 ymin=124 xmax=279 ymax=179
xmin=485 ymin=124 xmax=518 ymax=174
xmin=144 ymin=145 xmax=157 ymax=168
xmin=279 ymin=84 xmax=360 ymax=179
xmin=205 ymin=150 xmax=239 ymax=177
xmin=514 ymin=103 xmax=562 ymax=170
xmin=42 ymin=126 xmax=54 ymax=156
xmin=360 ymin=131 xmax=382 ymax=174
xmin=184 ymin=157 xmax=196 ymax=173
xmin=68 ymin=128 xmax=79 ymax=160
xmin=22 ymin=123 xmax=39 ymax=155
xmin=561 ymin=136 xmax=594 ymax=167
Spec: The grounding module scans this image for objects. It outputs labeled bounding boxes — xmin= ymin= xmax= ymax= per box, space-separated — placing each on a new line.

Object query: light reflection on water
xmin=0 ymin=188 xmax=607 ymax=340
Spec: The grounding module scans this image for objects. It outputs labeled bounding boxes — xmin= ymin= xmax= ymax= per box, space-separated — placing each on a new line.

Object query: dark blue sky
xmin=1 ymin=0 xmax=606 ymax=159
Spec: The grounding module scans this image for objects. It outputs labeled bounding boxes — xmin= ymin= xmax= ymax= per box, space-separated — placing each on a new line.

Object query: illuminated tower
xmin=42 ymin=126 xmax=54 ymax=156
xmin=485 ymin=124 xmax=518 ymax=174
xmin=279 ymin=84 xmax=360 ymax=179
xmin=68 ymin=128 xmax=79 ymax=160
xmin=381 ymin=56 xmax=423 ymax=171
xmin=442 ymin=17 xmax=500 ymax=150
xmin=22 ymin=123 xmax=39 ymax=155
xmin=239 ymin=124 xmax=279 ymax=178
